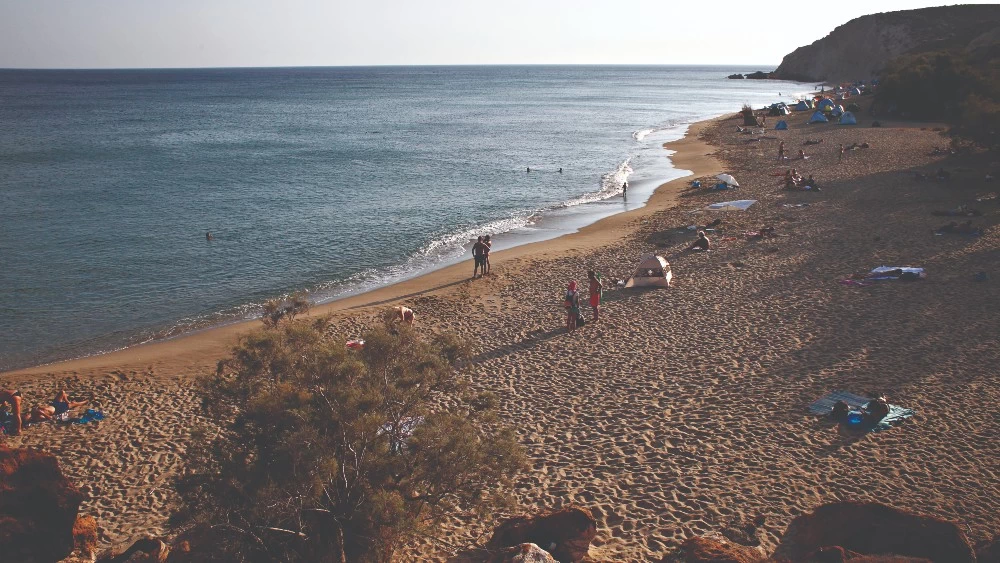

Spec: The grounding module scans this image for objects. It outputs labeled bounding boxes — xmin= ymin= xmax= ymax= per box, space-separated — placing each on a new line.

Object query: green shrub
xmin=174 ymin=322 xmax=526 ymax=562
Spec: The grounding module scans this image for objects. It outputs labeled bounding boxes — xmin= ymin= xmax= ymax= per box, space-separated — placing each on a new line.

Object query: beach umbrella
xmin=705 ymin=199 xmax=757 ymax=211
xmin=716 ymin=173 xmax=740 ymax=187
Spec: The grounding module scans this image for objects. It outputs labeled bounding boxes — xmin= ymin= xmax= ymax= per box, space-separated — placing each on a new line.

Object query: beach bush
xmin=877 ymin=49 xmax=1000 ymax=147
xmin=174 ymin=322 xmax=525 ymax=562
xmin=260 ymin=292 xmax=311 ymax=328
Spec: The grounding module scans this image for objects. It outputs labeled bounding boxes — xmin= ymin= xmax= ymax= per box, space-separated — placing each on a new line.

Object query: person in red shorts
xmin=587 ymin=270 xmax=603 ymax=323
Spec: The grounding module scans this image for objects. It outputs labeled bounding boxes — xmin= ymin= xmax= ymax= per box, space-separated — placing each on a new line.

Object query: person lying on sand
xmin=862 ymin=395 xmax=890 ymax=425
xmin=745 ymin=226 xmax=775 ymax=240
xmin=937 ymin=221 xmax=980 ymax=235
xmin=687 ymin=231 xmax=711 ymax=251
xmin=24 ymin=390 xmax=89 ymax=424
xmin=803 ymin=139 xmax=823 ymax=146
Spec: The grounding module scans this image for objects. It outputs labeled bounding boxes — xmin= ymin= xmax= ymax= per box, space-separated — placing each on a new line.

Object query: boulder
xmin=803 ymin=545 xmax=930 ymax=562
xmin=978 ymin=534 xmax=1000 ymax=563
xmin=772 ymin=502 xmax=975 ymax=562
xmin=674 ymin=536 xmax=764 ymax=562
xmin=0 ymin=446 xmax=85 ymax=561
xmin=498 ymin=543 xmax=558 ymax=563
xmin=97 ymin=537 xmax=170 ymax=562
xmin=488 ymin=506 xmax=597 ymax=562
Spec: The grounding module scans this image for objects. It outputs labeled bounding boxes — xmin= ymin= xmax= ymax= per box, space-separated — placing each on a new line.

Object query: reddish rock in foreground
xmin=0 ymin=445 xmax=85 ymax=561
xmin=674 ymin=536 xmax=764 ymax=562
xmin=488 ymin=506 xmax=597 ymax=562
xmin=772 ymin=502 xmax=976 ymax=563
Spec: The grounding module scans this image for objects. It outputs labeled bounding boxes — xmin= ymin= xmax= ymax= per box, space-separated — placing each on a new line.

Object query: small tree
xmin=261 ymin=292 xmax=311 ymax=328
xmin=174 ymin=322 xmax=525 ymax=562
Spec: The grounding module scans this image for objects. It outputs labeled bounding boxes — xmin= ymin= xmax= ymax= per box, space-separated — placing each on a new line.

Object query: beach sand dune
xmin=4 ymin=109 xmax=999 ymax=560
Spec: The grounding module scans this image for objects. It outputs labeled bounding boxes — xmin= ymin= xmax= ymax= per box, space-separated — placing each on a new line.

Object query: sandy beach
xmin=3 ymin=101 xmax=999 ymax=560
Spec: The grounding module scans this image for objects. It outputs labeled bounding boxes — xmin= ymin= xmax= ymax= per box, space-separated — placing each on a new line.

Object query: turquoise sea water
xmin=0 ymin=66 xmax=813 ymax=370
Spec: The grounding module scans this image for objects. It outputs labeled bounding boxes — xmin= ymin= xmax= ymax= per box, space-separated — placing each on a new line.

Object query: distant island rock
xmin=727 ymin=71 xmax=775 ymax=80
xmin=773 ymin=5 xmax=1000 ymax=83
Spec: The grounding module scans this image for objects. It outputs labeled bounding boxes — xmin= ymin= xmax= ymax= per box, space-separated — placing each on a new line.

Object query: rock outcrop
xmin=496 ymin=543 xmax=558 ymax=563
xmin=0 ymin=445 xmax=85 ymax=561
xmin=774 ymin=5 xmax=1000 ymax=83
xmin=772 ymin=501 xmax=976 ymax=562
xmin=673 ymin=536 xmax=764 ymax=562
xmin=488 ymin=506 xmax=597 ymax=562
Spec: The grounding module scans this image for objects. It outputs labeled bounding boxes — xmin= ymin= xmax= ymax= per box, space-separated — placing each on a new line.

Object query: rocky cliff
xmin=774 ymin=5 xmax=1000 ymax=83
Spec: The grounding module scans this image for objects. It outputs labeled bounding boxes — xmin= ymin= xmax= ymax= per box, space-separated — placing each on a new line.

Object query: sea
xmin=0 ymin=66 xmax=814 ymax=371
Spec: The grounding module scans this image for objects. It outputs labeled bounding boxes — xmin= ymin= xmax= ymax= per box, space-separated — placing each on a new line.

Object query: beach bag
xmin=576 ymin=313 xmax=586 ymax=327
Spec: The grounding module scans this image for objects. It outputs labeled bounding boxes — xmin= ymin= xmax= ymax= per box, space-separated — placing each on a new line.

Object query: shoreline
xmin=1 ymin=118 xmax=722 ymax=381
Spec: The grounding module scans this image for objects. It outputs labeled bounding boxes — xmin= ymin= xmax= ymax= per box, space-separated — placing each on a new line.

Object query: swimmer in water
xmin=206 ymin=231 xmax=213 ymax=241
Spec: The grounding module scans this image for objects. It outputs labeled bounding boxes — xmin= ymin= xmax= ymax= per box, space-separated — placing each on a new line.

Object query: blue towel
xmin=809 ymin=391 xmax=914 ymax=432
xmin=71 ymin=409 xmax=105 ymax=424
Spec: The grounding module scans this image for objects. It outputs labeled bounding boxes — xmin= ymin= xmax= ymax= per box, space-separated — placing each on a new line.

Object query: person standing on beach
xmin=0 ymin=389 xmax=23 ymax=435
xmin=472 ymin=236 xmax=487 ymax=278
xmin=483 ymin=235 xmax=493 ymax=275
xmin=777 ymin=141 xmax=785 ymax=162
xmin=564 ymin=281 xmax=580 ymax=333
xmin=587 ymin=270 xmax=603 ymax=323
xmin=622 ymin=181 xmax=628 ymax=197
xmin=839 ymin=143 xmax=845 ymax=163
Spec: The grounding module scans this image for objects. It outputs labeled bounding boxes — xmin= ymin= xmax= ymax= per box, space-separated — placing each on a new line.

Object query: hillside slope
xmin=774 ymin=5 xmax=1000 ymax=83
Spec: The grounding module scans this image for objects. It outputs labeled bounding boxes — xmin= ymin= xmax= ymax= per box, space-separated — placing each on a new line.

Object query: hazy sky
xmin=1 ymin=1 xmax=992 ymax=68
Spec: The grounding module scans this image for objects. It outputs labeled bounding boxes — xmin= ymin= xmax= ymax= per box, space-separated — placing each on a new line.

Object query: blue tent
xmin=831 ymin=105 xmax=844 ymax=117
xmin=817 ymin=98 xmax=835 ymax=109
xmin=839 ymin=111 xmax=858 ymax=125
xmin=775 ymin=120 xmax=788 ymax=130
xmin=809 ymin=111 xmax=829 ymax=123
xmin=851 ymin=87 xmax=862 ymax=96
xmin=793 ymin=100 xmax=810 ymax=111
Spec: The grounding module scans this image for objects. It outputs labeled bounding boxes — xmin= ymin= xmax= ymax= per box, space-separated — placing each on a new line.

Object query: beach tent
xmin=831 ymin=106 xmax=844 ymax=117
xmin=716 ymin=173 xmax=740 ymax=187
xmin=817 ymin=98 xmax=835 ymax=109
xmin=775 ymin=120 xmax=788 ymax=130
xmin=809 ymin=111 xmax=829 ymax=123
xmin=625 ymin=255 xmax=672 ymax=288
xmin=851 ymin=87 xmax=862 ymax=96
xmin=793 ymin=100 xmax=810 ymax=111
xmin=705 ymin=199 xmax=757 ymax=211
xmin=839 ymin=111 xmax=858 ymax=125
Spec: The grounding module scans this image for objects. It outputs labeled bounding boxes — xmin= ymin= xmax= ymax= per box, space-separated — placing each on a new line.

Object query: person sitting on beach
xmin=862 ymin=395 xmax=890 ymax=425
xmin=830 ymin=400 xmax=850 ymax=423
xmin=797 ymin=149 xmax=808 ymax=160
xmin=391 ymin=306 xmax=415 ymax=326
xmin=24 ymin=391 xmax=89 ymax=424
xmin=0 ymin=389 xmax=23 ymax=435
xmin=688 ymin=231 xmax=711 ymax=251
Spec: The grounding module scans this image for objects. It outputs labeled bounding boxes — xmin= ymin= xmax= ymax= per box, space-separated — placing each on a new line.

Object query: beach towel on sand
xmin=809 ymin=391 xmax=914 ymax=432
xmin=70 ymin=409 xmax=105 ymax=424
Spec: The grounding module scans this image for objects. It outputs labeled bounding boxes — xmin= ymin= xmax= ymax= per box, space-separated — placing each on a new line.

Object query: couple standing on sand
xmin=563 ymin=270 xmax=603 ymax=333
xmin=472 ymin=235 xmax=492 ymax=277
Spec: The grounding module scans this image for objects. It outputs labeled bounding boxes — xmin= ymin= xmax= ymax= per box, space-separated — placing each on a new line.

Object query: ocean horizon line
xmin=0 ymin=62 xmax=783 ymax=72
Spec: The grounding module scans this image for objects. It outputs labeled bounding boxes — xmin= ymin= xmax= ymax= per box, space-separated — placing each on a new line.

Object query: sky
xmin=0 ymin=1 xmax=993 ymax=68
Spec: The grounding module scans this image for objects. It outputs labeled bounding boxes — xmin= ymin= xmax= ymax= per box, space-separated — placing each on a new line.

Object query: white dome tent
xmin=625 ymin=254 xmax=672 ymax=288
